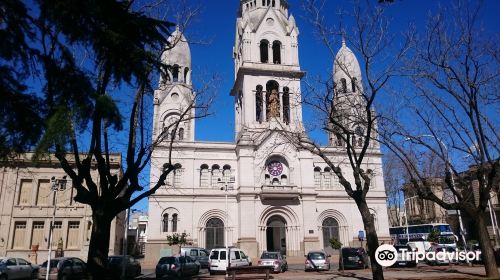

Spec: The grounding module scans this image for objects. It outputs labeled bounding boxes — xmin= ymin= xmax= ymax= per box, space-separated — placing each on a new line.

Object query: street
xmin=134 ymin=263 xmax=492 ymax=280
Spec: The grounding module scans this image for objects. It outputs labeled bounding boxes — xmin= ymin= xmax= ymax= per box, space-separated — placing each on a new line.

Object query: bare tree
xmin=271 ymin=1 xmax=414 ymax=279
xmin=380 ymin=1 xmax=500 ymax=277
xmin=383 ymin=152 xmax=406 ymax=227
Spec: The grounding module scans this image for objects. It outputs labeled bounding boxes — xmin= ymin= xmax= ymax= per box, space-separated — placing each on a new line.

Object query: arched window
xmin=211 ymin=164 xmax=221 ymax=187
xmin=272 ymin=178 xmax=280 ymax=185
xmin=351 ymin=77 xmax=357 ymax=92
xmin=260 ymin=40 xmax=269 ymax=63
xmin=357 ymin=137 xmax=363 ymax=147
xmin=266 ymin=80 xmax=280 ymax=120
xmin=172 ymin=65 xmax=179 ymax=82
xmin=171 ymin=214 xmax=178 ymax=232
xmin=314 ymin=167 xmax=321 ymax=188
xmin=272 ymin=0 xmax=275 ymax=7
xmin=178 ymin=128 xmax=184 ymax=140
xmin=265 ymin=174 xmax=271 ymax=185
xmin=206 ymin=218 xmax=224 ymax=250
xmin=280 ymin=175 xmax=288 ymax=185
xmin=162 ymin=214 xmax=169 ymax=232
xmin=200 ymin=164 xmax=209 ymax=188
xmin=282 ymin=87 xmax=290 ymax=124
xmin=262 ymin=0 xmax=265 ymax=6
xmin=322 ymin=217 xmax=339 ymax=249
xmin=173 ymin=163 xmax=182 ymax=187
xmin=340 ymin=78 xmax=347 ymax=93
xmin=323 ymin=167 xmax=331 ymax=189
xmin=335 ymin=134 xmax=343 ymax=147
xmin=223 ymin=165 xmax=232 ymax=183
xmin=184 ymin=67 xmax=190 ymax=84
xmin=272 ymin=41 xmax=281 ymax=64
xmin=256 ymin=85 xmax=263 ymax=122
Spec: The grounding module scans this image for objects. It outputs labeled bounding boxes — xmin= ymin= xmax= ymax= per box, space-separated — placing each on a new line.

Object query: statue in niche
xmin=267 ymin=89 xmax=280 ymax=119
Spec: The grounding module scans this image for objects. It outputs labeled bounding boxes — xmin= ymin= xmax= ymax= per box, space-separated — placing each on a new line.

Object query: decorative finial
xmin=341 ymin=35 xmax=346 ymax=47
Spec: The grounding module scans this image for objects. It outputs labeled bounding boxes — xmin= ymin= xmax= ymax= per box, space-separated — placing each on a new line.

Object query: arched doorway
xmin=322 ymin=217 xmax=339 ymax=254
xmin=266 ymin=215 xmax=286 ymax=255
xmin=206 ymin=218 xmax=224 ymax=250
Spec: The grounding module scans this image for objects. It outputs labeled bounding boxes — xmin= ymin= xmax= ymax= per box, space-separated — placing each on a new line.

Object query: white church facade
xmin=146 ymin=0 xmax=390 ymax=262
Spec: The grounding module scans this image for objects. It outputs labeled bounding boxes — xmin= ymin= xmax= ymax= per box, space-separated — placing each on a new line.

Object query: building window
xmin=172 ymin=64 xmax=179 ymax=82
xmin=172 ymin=214 xmax=178 ymax=232
xmin=272 ymin=41 xmax=281 ymax=64
xmin=322 ymin=217 xmax=339 ymax=249
xmin=178 ymin=128 xmax=184 ymax=140
xmin=205 ymin=218 xmax=224 ymax=250
xmin=351 ymin=77 xmax=357 ymax=92
xmin=222 ymin=165 xmax=232 ymax=183
xmin=52 ymin=221 xmax=63 ymax=248
xmin=12 ymin=222 xmax=27 ymax=249
xmin=200 ymin=164 xmax=210 ymax=188
xmin=36 ymin=179 xmax=51 ymax=206
xmin=282 ymin=87 xmax=290 ymax=124
xmin=162 ymin=214 xmax=169 ymax=232
xmin=260 ymin=40 xmax=269 ymax=63
xmin=340 ymin=78 xmax=347 ymax=93
xmin=18 ymin=179 xmax=32 ymax=205
xmin=323 ymin=167 xmax=331 ymax=189
xmin=314 ymin=167 xmax=321 ymax=188
xmin=173 ymin=164 xmax=183 ymax=187
xmin=211 ymin=165 xmax=221 ymax=187
xmin=184 ymin=67 xmax=190 ymax=84
xmin=66 ymin=221 xmax=80 ymax=249
xmin=30 ymin=221 xmax=44 ymax=248
xmin=256 ymin=85 xmax=263 ymax=122
xmin=335 ymin=134 xmax=343 ymax=147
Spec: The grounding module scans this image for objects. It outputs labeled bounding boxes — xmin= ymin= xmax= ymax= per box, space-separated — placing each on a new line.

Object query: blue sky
xmin=132 ymin=0 xmax=500 ymax=212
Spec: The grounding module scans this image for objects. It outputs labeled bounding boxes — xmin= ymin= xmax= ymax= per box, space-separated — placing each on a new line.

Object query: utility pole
xmin=46 ymin=176 xmax=67 ymax=280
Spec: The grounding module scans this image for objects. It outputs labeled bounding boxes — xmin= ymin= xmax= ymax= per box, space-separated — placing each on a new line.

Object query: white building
xmin=146 ymin=0 xmax=390 ymax=263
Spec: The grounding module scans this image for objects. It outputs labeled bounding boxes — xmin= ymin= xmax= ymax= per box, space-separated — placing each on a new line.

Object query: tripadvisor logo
xmin=375 ymin=244 xmax=482 ymax=267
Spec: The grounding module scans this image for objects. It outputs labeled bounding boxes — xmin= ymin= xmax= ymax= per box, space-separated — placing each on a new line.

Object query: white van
xmin=209 ymin=247 xmax=250 ymax=275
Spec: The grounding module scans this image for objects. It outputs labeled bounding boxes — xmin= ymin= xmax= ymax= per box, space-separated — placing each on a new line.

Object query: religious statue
xmin=266 ymin=89 xmax=280 ymax=119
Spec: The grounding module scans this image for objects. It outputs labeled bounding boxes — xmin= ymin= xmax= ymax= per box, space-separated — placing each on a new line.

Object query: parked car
xmin=181 ymin=247 xmax=210 ymax=268
xmin=107 ymin=255 xmax=141 ymax=279
xmin=392 ymin=245 xmax=417 ymax=267
xmin=38 ymin=257 xmax=88 ymax=280
xmin=257 ymin=251 xmax=287 ymax=273
xmin=305 ymin=251 xmax=331 ymax=271
xmin=426 ymin=245 xmax=450 ymax=266
xmin=339 ymin=247 xmax=369 ymax=270
xmin=208 ymin=247 xmax=250 ymax=275
xmin=155 ymin=256 xmax=200 ymax=279
xmin=0 ymin=257 xmax=38 ymax=280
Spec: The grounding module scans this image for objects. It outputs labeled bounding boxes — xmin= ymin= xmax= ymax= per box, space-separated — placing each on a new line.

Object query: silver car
xmin=305 ymin=251 xmax=331 ymax=271
xmin=0 ymin=257 xmax=38 ymax=280
xmin=258 ymin=251 xmax=287 ymax=273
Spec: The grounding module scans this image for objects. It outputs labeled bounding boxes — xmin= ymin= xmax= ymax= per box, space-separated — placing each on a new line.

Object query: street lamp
xmin=403 ymin=195 xmax=419 ymax=243
xmin=46 ymin=176 xmax=67 ymax=280
xmin=122 ymin=208 xmax=139 ymax=280
xmin=218 ymin=176 xmax=234 ymax=271
xmin=407 ymin=135 xmax=470 ymax=248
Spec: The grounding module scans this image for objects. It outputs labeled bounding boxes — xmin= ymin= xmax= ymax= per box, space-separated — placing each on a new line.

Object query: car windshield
xmin=308 ymin=253 xmax=325 ymax=260
xmin=158 ymin=257 xmax=176 ymax=265
xmin=108 ymin=257 xmax=124 ymax=264
xmin=342 ymin=248 xmax=361 ymax=254
xmin=261 ymin=253 xmax=278 ymax=259
xmin=41 ymin=260 xmax=60 ymax=269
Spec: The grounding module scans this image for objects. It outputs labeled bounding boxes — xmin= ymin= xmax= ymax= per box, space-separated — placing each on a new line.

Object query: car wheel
xmin=31 ymin=270 xmax=38 ymax=280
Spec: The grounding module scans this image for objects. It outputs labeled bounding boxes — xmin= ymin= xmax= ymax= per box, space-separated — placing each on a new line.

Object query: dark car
xmin=107 ymin=255 xmax=141 ymax=279
xmin=0 ymin=257 xmax=39 ymax=280
xmin=258 ymin=251 xmax=287 ymax=273
xmin=155 ymin=256 xmax=200 ymax=279
xmin=339 ymin=247 xmax=369 ymax=270
xmin=38 ymin=257 xmax=88 ymax=280
xmin=392 ymin=245 xmax=417 ymax=267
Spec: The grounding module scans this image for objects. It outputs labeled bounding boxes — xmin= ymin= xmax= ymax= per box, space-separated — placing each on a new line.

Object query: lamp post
xmin=122 ymin=208 xmax=139 ymax=280
xmin=409 ymin=135 xmax=469 ymax=248
xmin=46 ymin=176 xmax=67 ymax=280
xmin=403 ymin=196 xmax=418 ymax=243
xmin=218 ymin=176 xmax=234 ymax=271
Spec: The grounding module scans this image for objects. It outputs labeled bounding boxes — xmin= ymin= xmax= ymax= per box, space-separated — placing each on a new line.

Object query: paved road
xmin=135 ymin=263 xmax=491 ymax=279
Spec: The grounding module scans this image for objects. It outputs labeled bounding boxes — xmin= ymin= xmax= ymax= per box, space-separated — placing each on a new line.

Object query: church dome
xmin=333 ymin=39 xmax=361 ymax=81
xmin=161 ymin=27 xmax=191 ymax=69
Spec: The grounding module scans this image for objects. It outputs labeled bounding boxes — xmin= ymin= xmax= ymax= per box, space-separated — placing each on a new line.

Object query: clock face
xmin=267 ymin=161 xmax=283 ymax=176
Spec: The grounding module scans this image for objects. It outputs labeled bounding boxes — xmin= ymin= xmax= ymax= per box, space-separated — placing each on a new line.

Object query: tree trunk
xmin=356 ymin=198 xmax=384 ymax=280
xmin=87 ymin=210 xmax=113 ymax=279
xmin=474 ymin=211 xmax=499 ymax=277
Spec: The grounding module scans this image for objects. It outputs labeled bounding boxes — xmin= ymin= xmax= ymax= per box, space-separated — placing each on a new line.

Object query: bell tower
xmin=231 ymin=0 xmax=305 ymax=141
xmin=153 ymin=27 xmax=195 ymax=142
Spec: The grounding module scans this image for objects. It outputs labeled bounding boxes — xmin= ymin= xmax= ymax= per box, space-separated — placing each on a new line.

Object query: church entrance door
xmin=266 ymin=215 xmax=287 ymax=255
